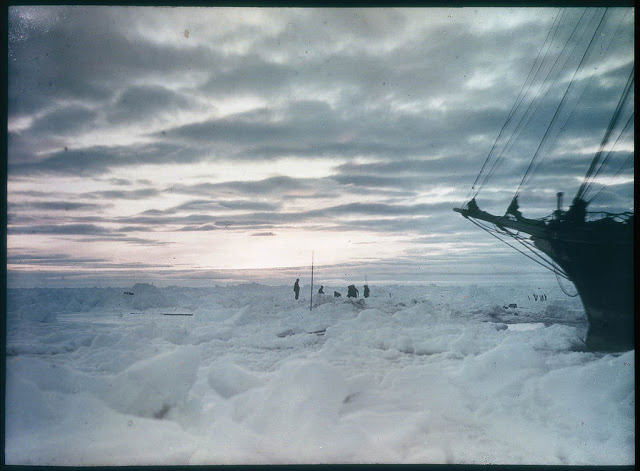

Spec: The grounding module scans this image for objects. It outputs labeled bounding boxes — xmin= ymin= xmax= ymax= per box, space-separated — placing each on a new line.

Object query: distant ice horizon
xmin=7 ymin=263 xmax=557 ymax=289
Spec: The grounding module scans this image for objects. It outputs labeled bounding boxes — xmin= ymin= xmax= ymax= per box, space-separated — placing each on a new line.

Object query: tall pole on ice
xmin=310 ymin=251 xmax=314 ymax=311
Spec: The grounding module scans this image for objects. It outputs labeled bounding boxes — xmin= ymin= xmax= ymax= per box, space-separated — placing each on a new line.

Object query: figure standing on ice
xmin=318 ymin=285 xmax=324 ymax=294
xmin=293 ymin=279 xmax=300 ymax=300
xmin=363 ymin=284 xmax=370 ymax=298
xmin=347 ymin=285 xmax=359 ymax=298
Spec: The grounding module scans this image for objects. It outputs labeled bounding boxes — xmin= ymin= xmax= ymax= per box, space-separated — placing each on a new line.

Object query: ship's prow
xmin=455 ymin=199 xmax=634 ymax=352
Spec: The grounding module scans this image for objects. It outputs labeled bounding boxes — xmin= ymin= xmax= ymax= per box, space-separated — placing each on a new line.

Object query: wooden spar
xmin=310 ymin=251 xmax=314 ymax=311
xmin=453 ymin=205 xmax=548 ymax=238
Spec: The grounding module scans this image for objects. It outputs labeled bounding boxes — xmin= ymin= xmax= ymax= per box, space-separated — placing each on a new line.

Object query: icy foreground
xmin=5 ymin=282 xmax=635 ymax=465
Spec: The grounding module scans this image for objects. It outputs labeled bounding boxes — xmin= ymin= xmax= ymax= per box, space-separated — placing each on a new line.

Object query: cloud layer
xmin=7 ymin=6 xmax=634 ymax=286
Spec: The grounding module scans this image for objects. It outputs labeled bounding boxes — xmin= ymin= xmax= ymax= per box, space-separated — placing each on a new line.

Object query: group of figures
xmin=293 ymin=279 xmax=370 ymax=300
xmin=529 ymin=293 xmax=547 ymax=302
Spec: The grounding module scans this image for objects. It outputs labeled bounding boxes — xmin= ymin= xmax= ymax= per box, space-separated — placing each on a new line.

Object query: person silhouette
xmin=293 ymin=279 xmax=300 ymax=300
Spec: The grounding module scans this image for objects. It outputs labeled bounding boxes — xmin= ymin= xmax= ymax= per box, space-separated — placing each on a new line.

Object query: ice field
xmin=4 ymin=281 xmax=635 ymax=465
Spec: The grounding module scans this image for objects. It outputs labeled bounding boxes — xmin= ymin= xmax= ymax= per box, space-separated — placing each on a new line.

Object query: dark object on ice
xmin=502 ymin=305 xmax=519 ymax=316
xmin=363 ymin=285 xmax=370 ymax=298
xmin=347 ymin=285 xmax=359 ymax=298
xmin=161 ymin=312 xmax=193 ymax=316
xmin=153 ymin=403 xmax=171 ymax=419
xmin=318 ymin=285 xmax=324 ymax=294
xmin=123 ymin=291 xmax=134 ymax=295
xmin=293 ymin=279 xmax=300 ymax=300
xmin=334 ymin=291 xmax=341 ymax=297
xmin=277 ymin=328 xmax=297 ymax=338
xmin=307 ymin=328 xmax=326 ymax=336
xmin=454 ymin=17 xmax=633 ymax=351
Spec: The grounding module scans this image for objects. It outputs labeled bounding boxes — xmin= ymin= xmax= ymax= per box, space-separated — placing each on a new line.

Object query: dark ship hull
xmin=533 ymin=220 xmax=633 ymax=351
xmin=454 ymin=202 xmax=634 ymax=351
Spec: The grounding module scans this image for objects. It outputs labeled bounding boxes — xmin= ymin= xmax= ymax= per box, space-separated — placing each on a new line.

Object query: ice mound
xmin=5 ymin=375 xmax=59 ymax=433
xmin=98 ymin=346 xmax=200 ymax=419
xmin=6 ymin=288 xmax=58 ymax=322
xmin=5 ymin=374 xmax=198 ymax=466
xmin=238 ymin=360 xmax=357 ymax=457
xmin=208 ymin=361 xmax=265 ymax=398
xmin=125 ymin=283 xmax=171 ymax=311
xmin=224 ymin=305 xmax=256 ymax=326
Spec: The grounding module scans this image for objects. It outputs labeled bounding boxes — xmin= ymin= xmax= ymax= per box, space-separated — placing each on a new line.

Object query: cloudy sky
xmin=6 ymin=6 xmax=634 ymax=287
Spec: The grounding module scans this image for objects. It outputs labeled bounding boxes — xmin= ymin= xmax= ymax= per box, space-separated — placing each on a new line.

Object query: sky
xmin=6 ymin=6 xmax=634 ymax=288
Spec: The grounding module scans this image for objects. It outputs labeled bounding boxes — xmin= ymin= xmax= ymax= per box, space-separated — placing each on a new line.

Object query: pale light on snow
xmin=5 ymin=281 xmax=635 ymax=465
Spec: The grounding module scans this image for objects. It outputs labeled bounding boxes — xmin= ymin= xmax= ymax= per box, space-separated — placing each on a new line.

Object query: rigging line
xmin=475 ymin=12 xmax=574 ymax=195
xmin=555 ymin=269 xmax=579 ymax=297
xmin=492 ymin=9 xmax=592 ymax=158
xmin=472 ymin=9 xmax=572 ymax=200
xmin=467 ymin=217 xmax=570 ymax=279
xmin=529 ymin=12 xmax=628 ymax=188
xmin=585 ymin=111 xmax=635 ymax=203
xmin=513 ymin=239 xmax=566 ymax=276
xmin=470 ymin=9 xmax=565 ymax=198
xmin=476 ymin=8 xmax=591 ymax=196
xmin=498 ymin=227 xmax=570 ymax=276
xmin=577 ymin=65 xmax=635 ymax=201
xmin=472 ymin=217 xmax=569 ymax=275
xmin=587 ymin=155 xmax=634 ymax=206
xmin=557 ymin=10 xmax=633 ymax=198
xmin=501 ymin=12 xmax=595 ymax=196
xmin=553 ymin=8 xmax=630 ymax=139
xmin=515 ymin=8 xmax=610 ymax=196
xmin=523 ymin=9 xmax=620 ymax=183
xmin=487 ymin=222 xmax=570 ymax=279
xmin=510 ymin=241 xmax=570 ymax=280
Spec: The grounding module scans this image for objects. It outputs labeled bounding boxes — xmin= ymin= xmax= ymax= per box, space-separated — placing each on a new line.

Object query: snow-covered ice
xmin=4 ymin=281 xmax=635 ymax=465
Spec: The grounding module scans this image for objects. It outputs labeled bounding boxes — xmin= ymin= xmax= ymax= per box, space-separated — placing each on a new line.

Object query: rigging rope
xmin=500 ymin=227 xmax=571 ymax=276
xmin=474 ymin=8 xmax=592 ymax=199
xmin=469 ymin=9 xmax=565 ymax=200
xmin=548 ymin=8 xmax=630 ymax=152
xmin=587 ymin=114 xmax=634 ymax=204
xmin=515 ymin=8 xmax=609 ymax=196
xmin=577 ymin=67 xmax=635 ymax=202
xmin=466 ymin=217 xmax=570 ymax=280
xmin=487 ymin=9 xmax=588 ymax=193
xmin=555 ymin=270 xmax=579 ymax=297
xmin=469 ymin=7 xmax=633 ymax=208
xmin=466 ymin=213 xmax=588 ymax=299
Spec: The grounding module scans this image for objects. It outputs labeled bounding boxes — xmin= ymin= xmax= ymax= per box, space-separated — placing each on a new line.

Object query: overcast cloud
xmin=6 ymin=6 xmax=634 ymax=287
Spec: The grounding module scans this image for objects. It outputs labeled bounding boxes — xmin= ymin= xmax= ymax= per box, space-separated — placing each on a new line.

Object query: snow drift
xmin=5 ymin=282 xmax=635 ymax=465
